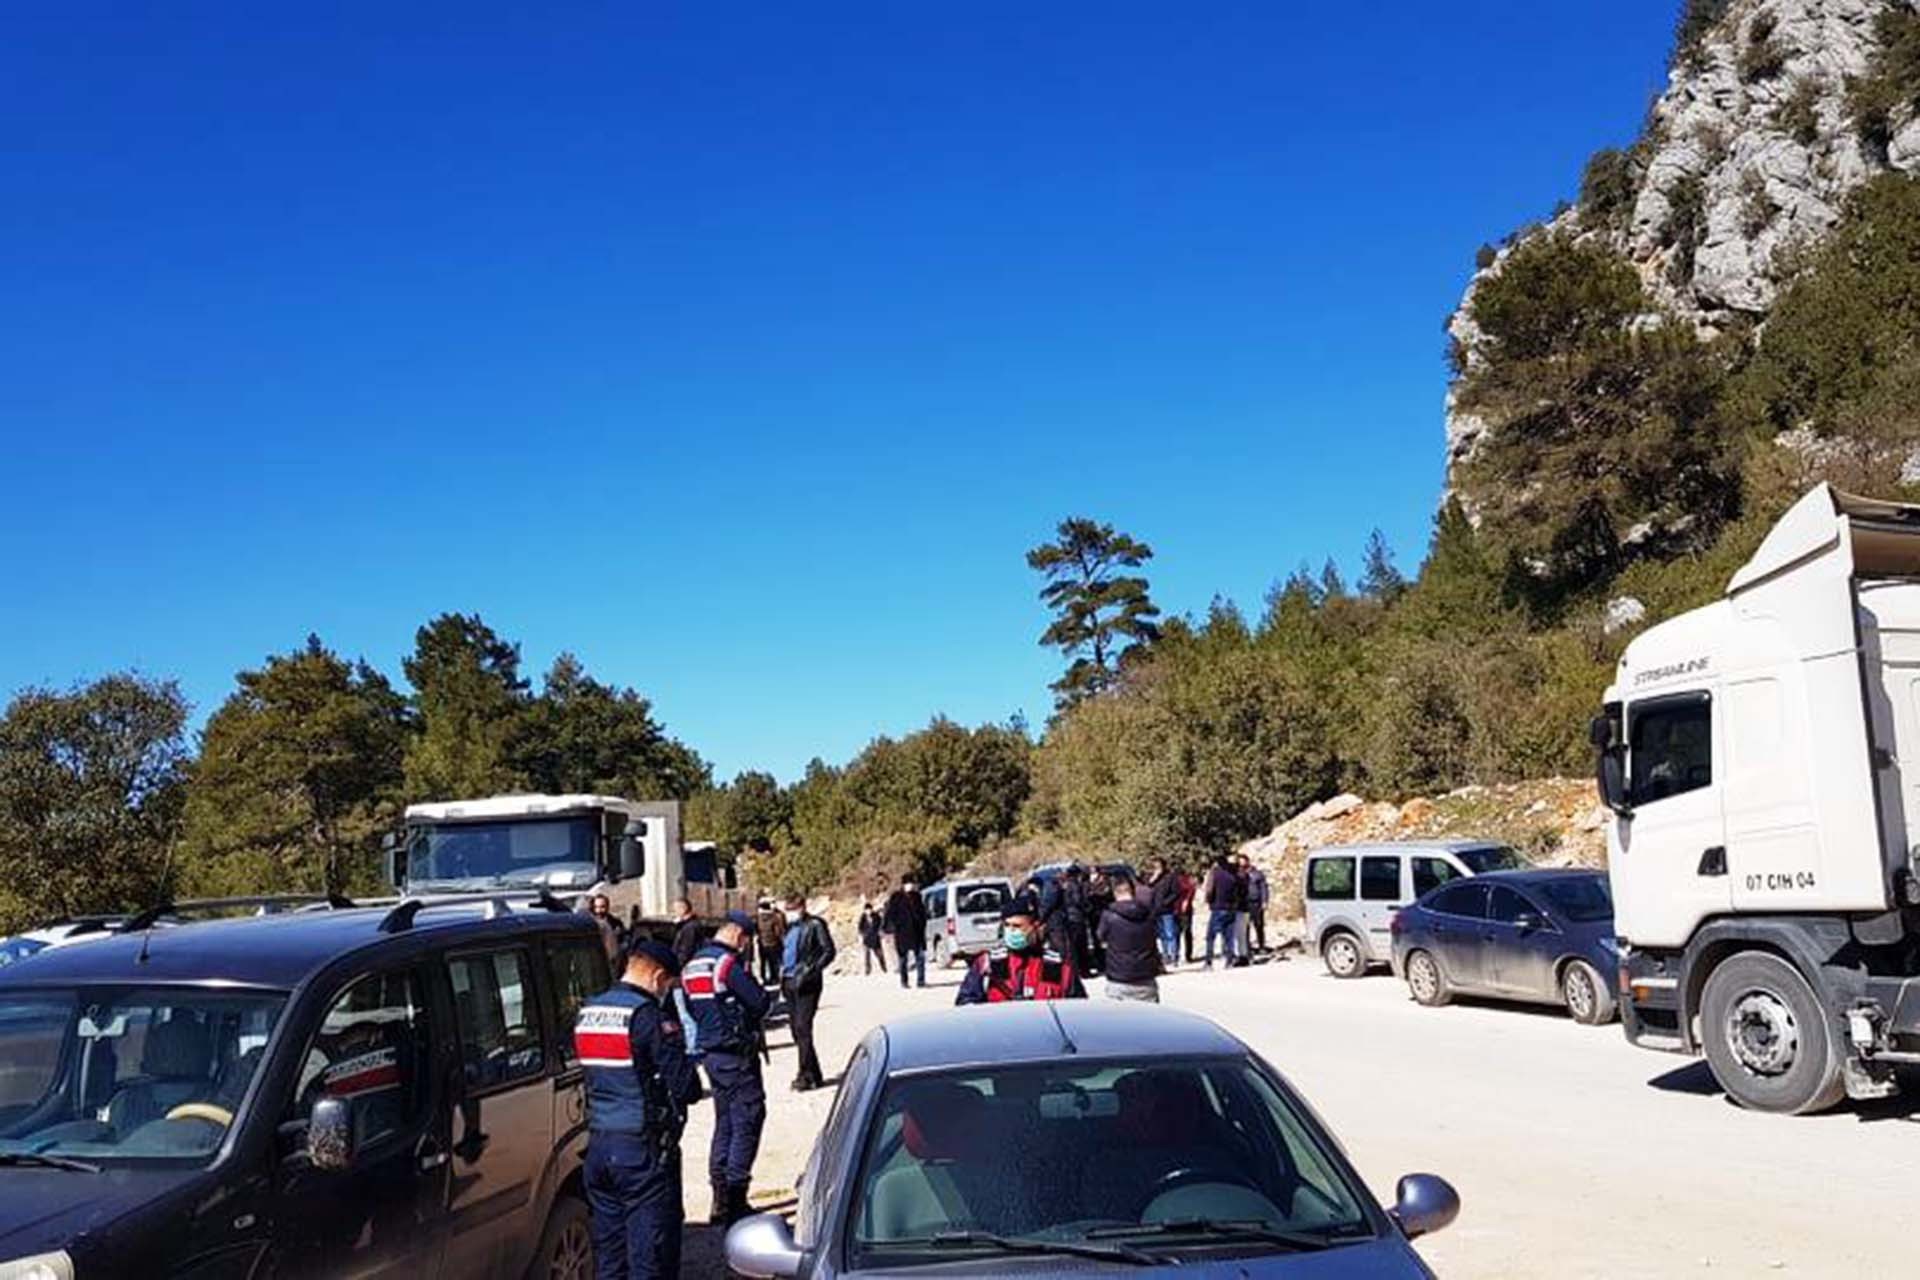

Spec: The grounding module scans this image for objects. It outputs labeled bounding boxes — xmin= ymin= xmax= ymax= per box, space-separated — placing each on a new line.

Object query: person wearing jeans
xmin=1144 ymin=858 xmax=1180 ymax=966
xmin=1098 ymin=878 xmax=1163 ymax=1002
xmin=1202 ymin=853 xmax=1240 ymax=970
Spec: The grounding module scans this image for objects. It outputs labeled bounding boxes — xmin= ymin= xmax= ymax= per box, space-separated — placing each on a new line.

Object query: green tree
xmin=511 ymin=653 xmax=711 ymax=800
xmin=181 ymin=636 xmax=410 ymax=897
xmin=1027 ymin=518 xmax=1162 ymax=705
xmin=402 ymin=613 xmax=528 ymax=799
xmin=1358 ymin=528 xmax=1407 ymax=602
xmin=0 ymin=675 xmax=190 ymax=930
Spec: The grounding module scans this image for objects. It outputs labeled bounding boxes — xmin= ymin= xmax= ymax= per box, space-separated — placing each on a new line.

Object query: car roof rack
xmin=378 ymin=889 xmax=574 ymax=934
xmin=122 ymin=893 xmax=359 ymax=933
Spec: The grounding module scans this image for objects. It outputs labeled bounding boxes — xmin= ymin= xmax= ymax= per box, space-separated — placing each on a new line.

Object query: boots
xmin=711 ymin=1181 xmax=733 ymax=1227
xmin=729 ymin=1183 xmax=754 ymax=1226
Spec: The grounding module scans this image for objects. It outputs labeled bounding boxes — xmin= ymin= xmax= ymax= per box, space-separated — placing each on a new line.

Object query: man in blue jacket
xmin=574 ymin=939 xmax=705 ymax=1280
xmin=682 ymin=910 xmax=772 ymax=1228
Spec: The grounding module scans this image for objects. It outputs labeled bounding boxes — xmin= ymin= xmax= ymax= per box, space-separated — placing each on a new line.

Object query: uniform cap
xmin=626 ymin=938 xmax=681 ymax=975
xmin=725 ymin=910 xmax=755 ymax=931
xmin=1001 ymin=894 xmax=1039 ymax=921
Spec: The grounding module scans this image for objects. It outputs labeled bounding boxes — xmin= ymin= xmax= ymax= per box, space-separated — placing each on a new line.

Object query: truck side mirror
xmin=1597 ymin=749 xmax=1632 ymax=818
xmin=382 ymin=832 xmax=406 ymax=890
xmin=619 ymin=819 xmax=648 ymax=879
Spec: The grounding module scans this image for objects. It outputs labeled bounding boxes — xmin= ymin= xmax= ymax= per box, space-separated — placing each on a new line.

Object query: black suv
xmin=0 ymin=895 xmax=611 ymax=1279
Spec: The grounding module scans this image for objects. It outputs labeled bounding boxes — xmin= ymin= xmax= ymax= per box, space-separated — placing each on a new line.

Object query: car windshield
xmin=0 ymin=939 xmax=49 ymax=969
xmin=1540 ymin=875 xmax=1613 ymax=923
xmin=408 ymin=816 xmax=600 ymax=888
xmin=1456 ymin=845 xmax=1530 ymax=873
xmin=848 ymin=1057 xmax=1374 ymax=1266
xmin=0 ymin=985 xmax=285 ymax=1167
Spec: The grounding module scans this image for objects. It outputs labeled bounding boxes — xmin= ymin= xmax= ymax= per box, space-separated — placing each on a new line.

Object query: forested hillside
xmin=9 ymin=0 xmax=1920 ymax=926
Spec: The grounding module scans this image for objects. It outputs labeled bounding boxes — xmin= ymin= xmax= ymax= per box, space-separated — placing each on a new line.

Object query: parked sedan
xmin=726 ymin=1001 xmax=1459 ymax=1277
xmin=1390 ymin=869 xmax=1617 ymax=1024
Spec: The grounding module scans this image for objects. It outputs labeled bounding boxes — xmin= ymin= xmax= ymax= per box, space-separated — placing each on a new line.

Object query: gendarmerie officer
xmin=955 ymin=895 xmax=1088 ymax=1005
xmin=681 ymin=909 xmax=772 ymax=1229
xmin=574 ymin=938 xmax=705 ymax=1280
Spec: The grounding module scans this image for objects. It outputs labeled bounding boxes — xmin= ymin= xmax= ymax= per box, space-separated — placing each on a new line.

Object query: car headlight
xmin=0 ymin=1253 xmax=75 ymax=1280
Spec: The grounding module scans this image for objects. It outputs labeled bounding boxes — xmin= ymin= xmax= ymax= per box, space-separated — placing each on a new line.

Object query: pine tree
xmin=1027 ymin=518 xmax=1162 ymax=706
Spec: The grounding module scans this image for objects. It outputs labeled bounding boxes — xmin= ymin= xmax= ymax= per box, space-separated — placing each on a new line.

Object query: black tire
xmin=1405 ymin=949 xmax=1450 ymax=1007
xmin=1561 ymin=959 xmax=1616 ymax=1026
xmin=527 ymin=1195 xmax=593 ymax=1280
xmin=1699 ymin=952 xmax=1845 ymax=1116
xmin=1322 ymin=930 xmax=1366 ymax=979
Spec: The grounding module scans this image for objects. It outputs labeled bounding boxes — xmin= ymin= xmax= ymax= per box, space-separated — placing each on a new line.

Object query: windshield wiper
xmin=0 ymin=1151 xmax=101 ymax=1173
xmin=1087 ymin=1218 xmax=1349 ymax=1252
xmin=912 ymin=1230 xmax=1167 ymax=1266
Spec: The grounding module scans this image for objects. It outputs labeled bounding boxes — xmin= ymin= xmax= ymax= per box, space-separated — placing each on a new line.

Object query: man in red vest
xmin=955 ymin=895 xmax=1087 ymax=1005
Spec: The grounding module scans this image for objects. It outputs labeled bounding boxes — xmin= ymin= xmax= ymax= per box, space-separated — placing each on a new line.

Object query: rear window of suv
xmin=1307 ymin=857 xmax=1355 ymax=900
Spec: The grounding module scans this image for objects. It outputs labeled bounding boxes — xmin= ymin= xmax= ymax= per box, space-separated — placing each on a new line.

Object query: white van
xmin=923 ymin=876 xmax=1014 ymax=968
xmin=1304 ymin=841 xmax=1529 ymax=978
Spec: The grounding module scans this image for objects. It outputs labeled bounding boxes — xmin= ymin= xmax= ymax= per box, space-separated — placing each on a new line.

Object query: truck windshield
xmin=407 ymin=816 xmax=600 ymax=889
xmin=0 ymin=986 xmax=286 ymax=1167
xmin=1457 ymin=845 xmax=1529 ymax=873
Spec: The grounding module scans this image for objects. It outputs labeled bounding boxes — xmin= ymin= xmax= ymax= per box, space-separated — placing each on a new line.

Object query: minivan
xmin=1304 ymin=840 xmax=1530 ymax=978
xmin=0 ymin=893 xmax=609 ymax=1278
xmin=921 ymin=877 xmax=1013 ymax=969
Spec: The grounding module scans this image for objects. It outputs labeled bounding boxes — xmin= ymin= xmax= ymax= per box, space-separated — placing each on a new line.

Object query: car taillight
xmin=947 ymin=916 xmax=956 ymax=934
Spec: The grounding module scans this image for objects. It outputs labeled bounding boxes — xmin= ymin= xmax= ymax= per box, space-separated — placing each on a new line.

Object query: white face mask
xmin=784 ymin=909 xmax=802 ymax=924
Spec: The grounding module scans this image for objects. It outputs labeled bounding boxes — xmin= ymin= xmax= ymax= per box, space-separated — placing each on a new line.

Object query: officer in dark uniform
xmin=681 ymin=909 xmax=772 ymax=1229
xmin=956 ymin=896 xmax=1088 ymax=1005
xmin=574 ymin=938 xmax=705 ymax=1280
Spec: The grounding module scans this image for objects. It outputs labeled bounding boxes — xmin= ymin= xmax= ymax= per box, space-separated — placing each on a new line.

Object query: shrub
xmin=1739 ymin=168 xmax=1775 ymax=238
xmin=1673 ymin=0 xmax=1733 ymax=73
xmin=1848 ymin=6 xmax=1920 ymax=153
xmin=1579 ymin=147 xmax=1638 ymax=228
xmin=1773 ymin=76 xmax=1822 ymax=146
xmin=1739 ymin=13 xmax=1790 ymax=83
xmin=1661 ymin=173 xmax=1708 ymax=285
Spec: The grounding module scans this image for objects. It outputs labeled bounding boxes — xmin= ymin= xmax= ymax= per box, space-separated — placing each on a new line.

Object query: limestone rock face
xmin=1445 ymin=0 xmax=1916 ymax=485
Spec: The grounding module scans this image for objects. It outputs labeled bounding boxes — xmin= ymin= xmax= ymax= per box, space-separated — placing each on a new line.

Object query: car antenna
xmin=1048 ymin=1002 xmax=1078 ymax=1056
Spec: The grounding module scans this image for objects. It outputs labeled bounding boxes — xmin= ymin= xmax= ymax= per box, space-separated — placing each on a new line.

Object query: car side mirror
xmin=1391 ymin=1173 xmax=1459 ymax=1240
xmin=307 ymin=1096 xmax=356 ymax=1172
xmin=619 ymin=819 xmax=648 ymax=880
xmin=725 ymin=1212 xmax=805 ymax=1278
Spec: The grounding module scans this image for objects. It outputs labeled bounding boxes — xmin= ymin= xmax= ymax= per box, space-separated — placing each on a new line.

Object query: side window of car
xmin=289 ymin=969 xmax=431 ymax=1145
xmin=1411 ymin=857 xmax=1459 ymax=897
xmin=448 ymin=949 xmax=546 ymax=1090
xmin=1487 ymin=887 xmax=1536 ymax=925
xmin=1629 ymin=694 xmax=1713 ymax=806
xmin=1429 ymin=882 xmax=1488 ymax=919
xmin=800 ymin=1043 xmax=875 ymax=1246
xmin=1360 ymin=857 xmax=1401 ymax=902
xmin=547 ymin=939 xmax=609 ymax=1068
xmin=1307 ymin=857 xmax=1355 ymax=900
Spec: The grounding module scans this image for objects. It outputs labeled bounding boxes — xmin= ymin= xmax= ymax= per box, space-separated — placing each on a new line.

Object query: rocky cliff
xmin=1448 ymin=0 xmax=1920 ymax=481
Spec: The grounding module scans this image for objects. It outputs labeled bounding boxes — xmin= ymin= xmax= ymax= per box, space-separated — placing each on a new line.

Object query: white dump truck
xmin=393 ymin=793 xmax=752 ymax=931
xmin=1597 ymin=484 xmax=1920 ymax=1113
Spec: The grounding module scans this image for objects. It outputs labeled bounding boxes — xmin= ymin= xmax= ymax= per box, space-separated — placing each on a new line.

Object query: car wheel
xmin=1699 ymin=952 xmax=1845 ymax=1116
xmin=1561 ymin=959 xmax=1615 ymax=1026
xmin=1322 ymin=931 xmax=1365 ymax=979
xmin=1405 ymin=950 xmax=1450 ymax=1007
xmin=528 ymin=1195 xmax=592 ymax=1280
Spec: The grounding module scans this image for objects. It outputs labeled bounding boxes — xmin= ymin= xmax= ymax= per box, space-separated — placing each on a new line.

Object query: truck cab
xmin=396 ymin=794 xmax=748 ymax=927
xmin=1598 ymin=484 xmax=1920 ymax=1113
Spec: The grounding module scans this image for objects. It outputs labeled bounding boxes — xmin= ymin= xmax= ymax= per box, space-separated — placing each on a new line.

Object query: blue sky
xmin=1 ymin=2 xmax=1677 ymax=781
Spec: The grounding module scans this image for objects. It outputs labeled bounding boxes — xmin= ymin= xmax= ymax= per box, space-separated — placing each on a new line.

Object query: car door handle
xmin=419 ymin=1151 xmax=449 ymax=1171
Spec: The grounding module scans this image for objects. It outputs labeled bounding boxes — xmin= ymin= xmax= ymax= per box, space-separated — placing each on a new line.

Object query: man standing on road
xmin=574 ymin=939 xmax=704 ymax=1280
xmin=670 ymin=898 xmax=702 ymax=969
xmin=857 ymin=900 xmax=887 ymax=975
xmin=1175 ymin=865 xmax=1198 ymax=965
xmin=755 ymin=900 xmax=786 ymax=986
xmin=1143 ymin=859 xmax=1180 ymax=968
xmin=883 ymin=875 xmax=928 ymax=989
xmin=1242 ymin=854 xmax=1270 ymax=955
xmin=683 ymin=910 xmax=772 ymax=1230
xmin=956 ymin=897 xmax=1087 ymax=1004
xmin=1097 ymin=878 xmax=1162 ymax=1002
xmin=780 ymin=895 xmax=836 ymax=1092
xmin=586 ymin=893 xmax=628 ymax=967
xmin=1203 ymin=854 xmax=1240 ymax=970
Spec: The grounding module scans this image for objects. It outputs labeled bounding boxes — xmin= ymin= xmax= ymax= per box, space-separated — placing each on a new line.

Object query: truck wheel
xmin=1322 ymin=931 xmax=1365 ymax=979
xmin=1561 ymin=960 xmax=1615 ymax=1026
xmin=1700 ymin=953 xmax=1845 ymax=1116
xmin=527 ymin=1194 xmax=592 ymax=1280
xmin=1405 ymin=950 xmax=1450 ymax=1006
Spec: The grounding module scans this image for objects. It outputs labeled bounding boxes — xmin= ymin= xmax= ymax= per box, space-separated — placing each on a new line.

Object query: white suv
xmin=1304 ymin=841 xmax=1529 ymax=978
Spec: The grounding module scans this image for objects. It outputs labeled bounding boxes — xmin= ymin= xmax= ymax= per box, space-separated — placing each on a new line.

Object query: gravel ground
xmin=680 ymin=954 xmax=1917 ymax=1277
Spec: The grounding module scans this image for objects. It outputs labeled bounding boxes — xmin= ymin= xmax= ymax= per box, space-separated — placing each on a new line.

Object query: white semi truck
xmin=1598 ymin=484 xmax=1920 ymax=1113
xmin=393 ymin=793 xmax=752 ymax=931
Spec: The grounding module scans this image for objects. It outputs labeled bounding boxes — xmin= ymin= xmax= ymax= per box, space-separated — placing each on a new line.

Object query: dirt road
xmin=681 ymin=956 xmax=1915 ymax=1277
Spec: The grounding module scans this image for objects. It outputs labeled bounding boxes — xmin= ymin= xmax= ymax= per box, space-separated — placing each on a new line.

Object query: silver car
xmin=1305 ymin=841 xmax=1529 ymax=979
xmin=726 ymin=1001 xmax=1459 ymax=1277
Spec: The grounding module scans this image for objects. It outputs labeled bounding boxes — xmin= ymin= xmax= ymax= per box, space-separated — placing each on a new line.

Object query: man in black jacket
xmin=670 ymin=897 xmax=703 ymax=968
xmin=882 ymin=876 xmax=928 ymax=990
xmin=778 ymin=895 xmax=836 ymax=1091
xmin=1097 ymin=878 xmax=1163 ymax=1002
